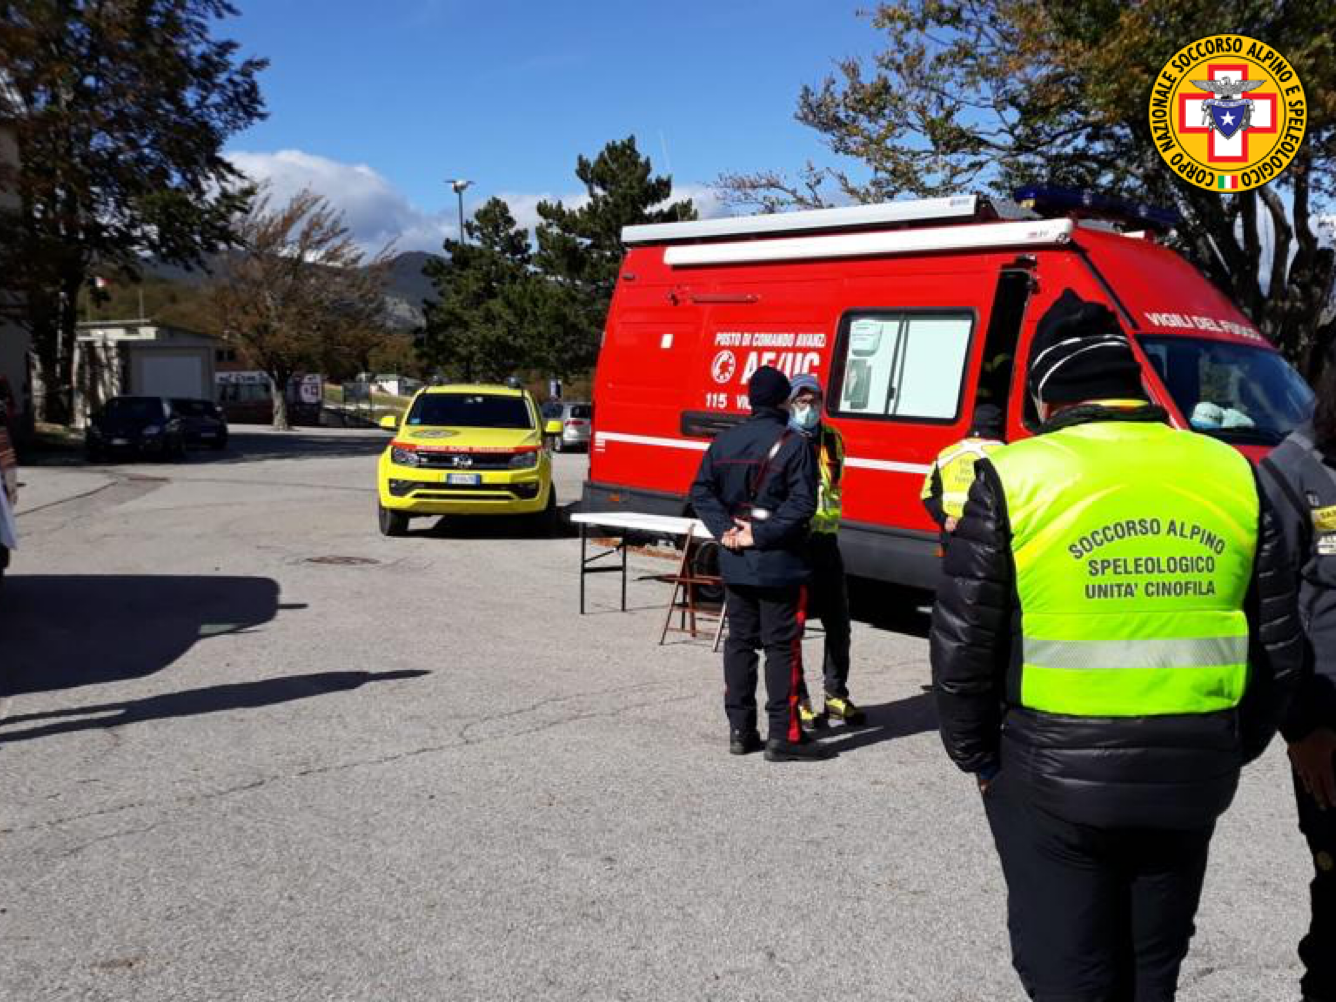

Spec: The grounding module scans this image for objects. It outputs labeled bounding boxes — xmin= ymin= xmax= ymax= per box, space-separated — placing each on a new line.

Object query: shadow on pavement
xmin=0 ymin=574 xmax=288 ymax=696
xmin=818 ymin=691 xmax=938 ymax=755
xmin=181 ymin=429 xmax=391 ymax=466
xmin=413 ymin=502 xmax=582 ymax=541
xmin=849 ymin=578 xmax=934 ymax=640
xmin=0 ymin=670 xmax=429 ymax=743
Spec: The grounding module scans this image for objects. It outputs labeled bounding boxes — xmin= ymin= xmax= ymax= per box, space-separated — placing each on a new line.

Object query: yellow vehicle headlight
xmin=390 ymin=444 xmax=420 ymax=467
xmin=508 ymin=448 xmax=540 ymax=470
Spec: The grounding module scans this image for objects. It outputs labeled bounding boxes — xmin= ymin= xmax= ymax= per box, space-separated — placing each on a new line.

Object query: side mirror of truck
xmin=379 ymin=414 xmax=399 ymax=430
xmin=543 ymin=419 xmax=563 ymax=436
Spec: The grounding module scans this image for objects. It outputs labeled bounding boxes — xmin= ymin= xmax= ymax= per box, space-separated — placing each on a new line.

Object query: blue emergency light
xmin=1012 ymin=185 xmax=1180 ymax=233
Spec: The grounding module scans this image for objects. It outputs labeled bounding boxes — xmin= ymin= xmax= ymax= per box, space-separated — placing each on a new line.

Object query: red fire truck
xmin=583 ymin=190 xmax=1314 ymax=590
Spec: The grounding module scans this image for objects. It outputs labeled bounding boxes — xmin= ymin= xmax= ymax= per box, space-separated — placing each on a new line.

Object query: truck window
xmin=831 ymin=311 xmax=974 ymax=422
xmin=977 ymin=270 xmax=1032 ymax=416
xmin=1139 ymin=336 xmax=1313 ymax=446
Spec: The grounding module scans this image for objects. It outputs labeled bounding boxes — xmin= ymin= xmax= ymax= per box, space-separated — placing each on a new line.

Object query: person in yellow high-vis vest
xmin=931 ymin=290 xmax=1304 ymax=1002
xmin=921 ymin=403 xmax=1005 ymax=537
xmin=786 ymin=374 xmax=864 ymax=728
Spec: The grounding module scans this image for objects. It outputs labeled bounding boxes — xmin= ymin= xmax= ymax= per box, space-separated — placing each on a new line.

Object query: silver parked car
xmin=540 ymin=401 xmax=593 ymax=452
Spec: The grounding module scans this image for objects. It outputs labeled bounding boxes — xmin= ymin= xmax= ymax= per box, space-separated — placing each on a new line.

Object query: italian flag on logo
xmin=1217 ymin=174 xmax=1239 ymax=191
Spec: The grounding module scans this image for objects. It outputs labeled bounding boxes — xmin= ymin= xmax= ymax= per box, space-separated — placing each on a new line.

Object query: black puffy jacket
xmin=1260 ymin=421 xmax=1336 ymax=741
xmin=930 ymin=407 xmax=1305 ymax=830
xmin=689 ymin=407 xmax=817 ymax=588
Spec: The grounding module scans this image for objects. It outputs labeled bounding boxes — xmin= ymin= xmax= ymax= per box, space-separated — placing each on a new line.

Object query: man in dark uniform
xmin=931 ymin=291 xmax=1304 ymax=1001
xmin=690 ymin=365 xmax=828 ymax=762
xmin=1260 ymin=345 xmax=1336 ymax=1002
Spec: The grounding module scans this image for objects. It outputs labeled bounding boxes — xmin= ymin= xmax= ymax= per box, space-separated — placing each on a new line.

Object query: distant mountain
xmin=138 ymin=249 xmax=444 ymax=331
xmin=382 ymin=251 xmax=440 ymax=329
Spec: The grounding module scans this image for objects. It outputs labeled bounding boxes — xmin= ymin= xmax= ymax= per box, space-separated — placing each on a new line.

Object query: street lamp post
xmin=450 ymin=178 xmax=473 ymax=245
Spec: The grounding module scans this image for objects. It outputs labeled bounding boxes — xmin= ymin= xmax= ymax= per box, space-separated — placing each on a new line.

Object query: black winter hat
xmin=1027 ymin=289 xmax=1145 ymax=405
xmin=748 ymin=365 xmax=791 ymax=410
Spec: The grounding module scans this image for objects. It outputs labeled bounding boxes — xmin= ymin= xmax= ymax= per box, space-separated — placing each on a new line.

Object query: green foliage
xmin=535 ymin=135 xmax=696 ymax=304
xmin=86 ymin=276 xmax=222 ymax=334
xmin=420 ymin=136 xmax=695 ymax=383
xmin=420 ymin=197 xmax=533 ymax=382
xmin=0 ymin=0 xmax=266 ymax=422
xmin=720 ymin=1 xmax=1336 ymax=376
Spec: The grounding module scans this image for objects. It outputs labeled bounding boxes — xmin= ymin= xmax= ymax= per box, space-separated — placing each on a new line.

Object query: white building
xmin=72 ymin=320 xmax=219 ymax=424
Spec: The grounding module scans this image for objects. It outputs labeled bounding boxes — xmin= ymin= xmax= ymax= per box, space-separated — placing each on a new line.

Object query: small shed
xmin=74 ymin=320 xmax=219 ymax=424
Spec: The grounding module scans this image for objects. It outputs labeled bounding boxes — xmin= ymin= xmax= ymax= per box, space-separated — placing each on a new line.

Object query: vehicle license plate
xmin=111 ymin=438 xmax=129 ymax=446
xmin=446 ymin=473 xmax=481 ymax=485
xmin=200 ymin=431 xmax=216 ymax=438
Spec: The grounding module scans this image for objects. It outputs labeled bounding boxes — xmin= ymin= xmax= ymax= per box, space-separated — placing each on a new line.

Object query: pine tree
xmin=420 ymin=198 xmax=533 ymax=381
xmin=533 ymin=136 xmax=696 ymax=368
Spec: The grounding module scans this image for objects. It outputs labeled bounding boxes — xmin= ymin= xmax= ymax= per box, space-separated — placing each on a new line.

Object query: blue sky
xmin=224 ymin=0 xmax=877 ymax=251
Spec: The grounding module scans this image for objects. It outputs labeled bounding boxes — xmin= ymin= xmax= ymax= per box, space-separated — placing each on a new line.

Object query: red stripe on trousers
xmin=788 ymin=585 xmax=808 ymax=743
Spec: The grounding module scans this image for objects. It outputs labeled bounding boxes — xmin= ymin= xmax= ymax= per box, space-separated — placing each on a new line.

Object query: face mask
xmin=789 ymin=403 xmax=820 ymax=432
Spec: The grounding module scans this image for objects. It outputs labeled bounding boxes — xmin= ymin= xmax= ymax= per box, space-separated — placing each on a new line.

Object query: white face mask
xmin=789 ymin=402 xmax=820 ymax=431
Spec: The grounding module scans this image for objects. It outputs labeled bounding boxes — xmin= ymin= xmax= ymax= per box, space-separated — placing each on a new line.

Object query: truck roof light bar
xmin=662 ymin=219 xmax=1075 ymax=268
xmin=622 ymin=195 xmax=988 ymax=245
xmin=1013 ymin=185 xmax=1179 ymax=233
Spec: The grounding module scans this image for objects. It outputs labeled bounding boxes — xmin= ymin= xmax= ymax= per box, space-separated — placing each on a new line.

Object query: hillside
xmin=130 ymin=250 xmax=442 ymax=331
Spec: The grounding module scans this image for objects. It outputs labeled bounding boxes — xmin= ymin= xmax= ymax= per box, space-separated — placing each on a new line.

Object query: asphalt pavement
xmin=0 ymin=426 xmax=1314 ymax=1001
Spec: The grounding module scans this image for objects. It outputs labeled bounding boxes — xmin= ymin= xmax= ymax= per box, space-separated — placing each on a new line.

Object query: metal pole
xmin=456 ymin=187 xmax=466 ymax=245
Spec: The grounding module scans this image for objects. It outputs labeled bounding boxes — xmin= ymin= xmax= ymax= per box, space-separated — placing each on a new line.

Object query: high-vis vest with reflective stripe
xmin=811 ymin=424 xmax=845 ymax=535
xmin=922 ymin=437 xmax=1005 ymax=519
xmin=989 ymin=420 xmax=1258 ymax=718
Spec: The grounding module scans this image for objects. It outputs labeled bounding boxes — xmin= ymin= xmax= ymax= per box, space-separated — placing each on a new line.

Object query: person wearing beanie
xmin=920 ymin=402 xmax=1006 ymax=538
xmin=784 ymin=373 xmax=863 ymax=730
xmin=1259 ymin=341 xmax=1336 ymax=1002
xmin=930 ymin=288 xmax=1303 ymax=1000
xmin=689 ymin=366 xmax=829 ymax=762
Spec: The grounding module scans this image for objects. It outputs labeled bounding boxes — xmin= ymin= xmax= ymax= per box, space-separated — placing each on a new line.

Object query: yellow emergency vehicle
xmin=376 ymin=383 xmax=557 ymax=536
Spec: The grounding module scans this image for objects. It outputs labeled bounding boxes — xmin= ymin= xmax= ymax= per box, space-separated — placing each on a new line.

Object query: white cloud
xmin=494 ymin=189 xmax=588 ymax=233
xmin=226 ymin=149 xmax=734 ymax=254
xmin=227 ymin=149 xmax=455 ymax=254
xmin=671 ymin=183 xmax=731 ymax=221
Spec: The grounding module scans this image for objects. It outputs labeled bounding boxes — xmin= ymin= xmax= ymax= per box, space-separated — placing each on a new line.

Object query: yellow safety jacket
xmin=811 ymin=424 xmax=844 ymax=535
xmin=990 ymin=419 xmax=1257 ymax=718
xmin=922 ymin=437 xmax=1005 ymax=520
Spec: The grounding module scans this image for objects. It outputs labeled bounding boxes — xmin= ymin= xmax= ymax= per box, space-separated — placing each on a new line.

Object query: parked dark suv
xmin=86 ymin=396 xmax=186 ymax=462
xmin=171 ymin=398 xmax=229 ymax=450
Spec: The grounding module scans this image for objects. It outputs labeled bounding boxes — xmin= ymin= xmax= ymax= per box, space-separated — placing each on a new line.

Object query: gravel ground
xmin=0 ymin=426 xmax=1313 ymax=1002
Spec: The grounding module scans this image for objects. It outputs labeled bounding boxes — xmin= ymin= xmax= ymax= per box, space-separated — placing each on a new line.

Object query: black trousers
xmin=722 ymin=583 xmax=805 ymax=742
xmin=1296 ymin=765 xmax=1336 ymax=1002
xmin=984 ymin=770 xmax=1215 ymax=1002
xmin=796 ymin=532 xmax=852 ymax=700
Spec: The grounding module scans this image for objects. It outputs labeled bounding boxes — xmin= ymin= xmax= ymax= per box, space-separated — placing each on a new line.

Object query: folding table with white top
xmin=569 ymin=511 xmax=725 ymax=645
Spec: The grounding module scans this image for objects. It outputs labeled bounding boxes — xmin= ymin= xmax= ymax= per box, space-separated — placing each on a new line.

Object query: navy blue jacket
xmin=689 ymin=407 xmax=817 ymax=588
xmin=1260 ymin=421 xmax=1336 ymax=740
